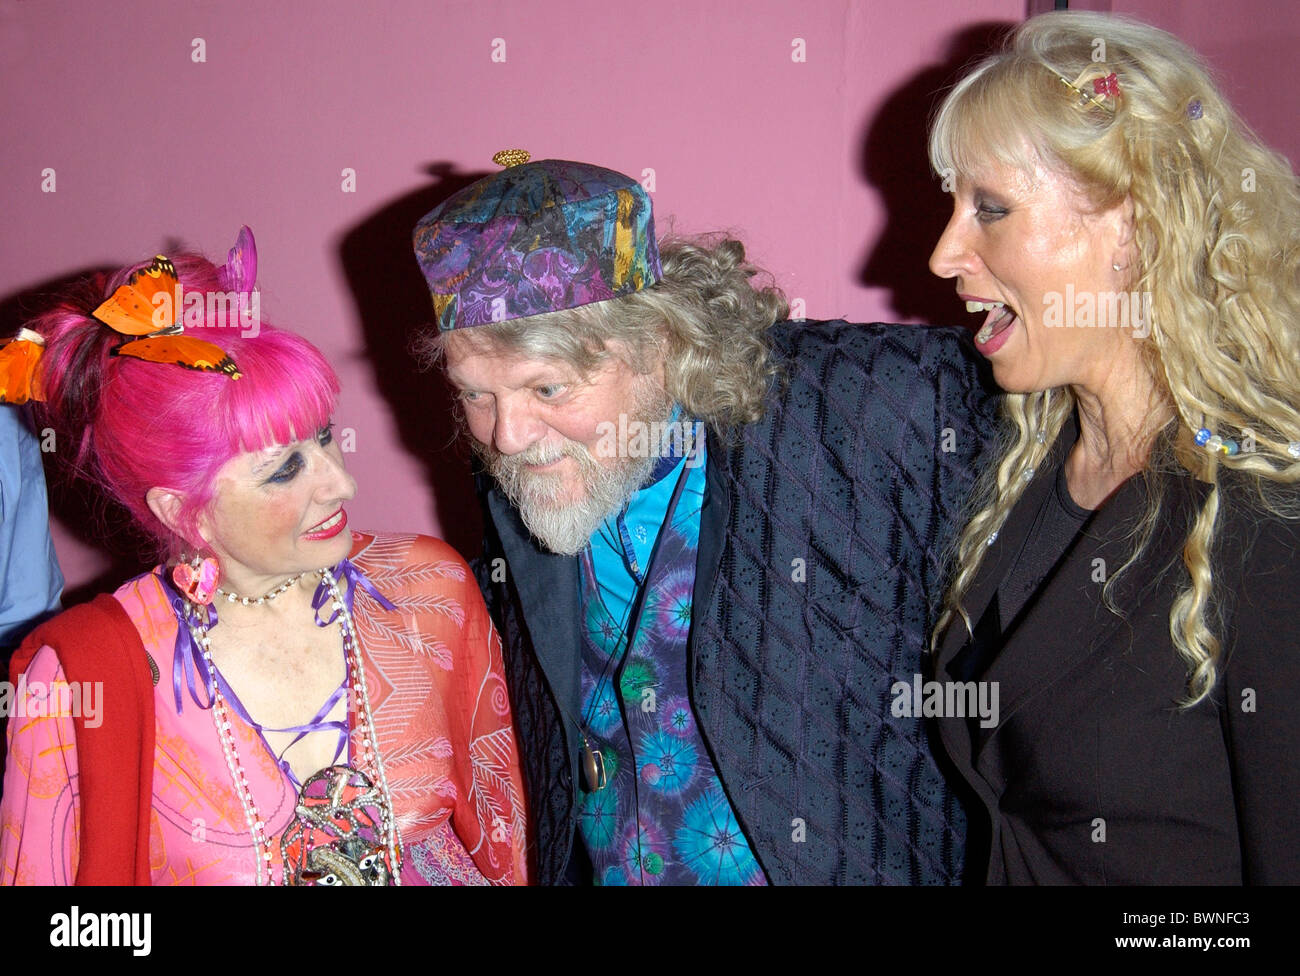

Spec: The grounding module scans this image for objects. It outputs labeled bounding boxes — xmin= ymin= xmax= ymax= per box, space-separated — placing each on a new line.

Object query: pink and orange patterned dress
xmin=0 ymin=532 xmax=528 ymax=885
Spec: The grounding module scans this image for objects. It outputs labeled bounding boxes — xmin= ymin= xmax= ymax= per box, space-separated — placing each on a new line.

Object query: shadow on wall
xmin=858 ymin=21 xmax=1015 ymax=327
xmin=337 ymin=163 xmax=492 ymax=563
xmin=0 ymin=270 xmax=157 ymax=607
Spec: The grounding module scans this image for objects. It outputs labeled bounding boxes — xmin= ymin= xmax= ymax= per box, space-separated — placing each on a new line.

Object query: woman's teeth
xmin=974 ymin=304 xmax=1015 ymax=345
xmin=311 ymin=511 xmax=342 ymax=532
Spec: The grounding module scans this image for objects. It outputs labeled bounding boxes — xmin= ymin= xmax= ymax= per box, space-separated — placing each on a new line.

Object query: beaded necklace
xmin=214 ymin=572 xmax=305 ymax=606
xmin=179 ymin=565 xmax=403 ymax=885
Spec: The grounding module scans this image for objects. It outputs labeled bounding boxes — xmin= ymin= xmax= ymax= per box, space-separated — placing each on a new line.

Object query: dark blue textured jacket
xmin=474 ymin=321 xmax=1000 ymax=884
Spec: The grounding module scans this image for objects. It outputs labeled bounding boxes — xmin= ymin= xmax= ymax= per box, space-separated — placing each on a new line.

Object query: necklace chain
xmin=214 ymin=572 xmax=305 ymax=606
xmin=182 ymin=565 xmax=403 ymax=885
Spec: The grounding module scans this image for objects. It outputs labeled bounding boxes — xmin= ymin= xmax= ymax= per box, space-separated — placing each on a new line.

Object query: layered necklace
xmin=177 ymin=564 xmax=403 ymax=886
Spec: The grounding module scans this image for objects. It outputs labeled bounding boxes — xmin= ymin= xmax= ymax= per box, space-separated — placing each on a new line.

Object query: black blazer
xmin=933 ymin=416 xmax=1300 ymax=884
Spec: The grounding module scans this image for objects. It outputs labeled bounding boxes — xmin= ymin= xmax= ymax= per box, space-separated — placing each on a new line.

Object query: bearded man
xmin=412 ymin=153 xmax=998 ymax=885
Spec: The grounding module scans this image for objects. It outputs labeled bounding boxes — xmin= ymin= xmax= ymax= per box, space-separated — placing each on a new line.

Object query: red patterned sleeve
xmin=352 ymin=532 xmax=530 ymax=885
xmin=448 ymin=551 xmax=529 ymax=885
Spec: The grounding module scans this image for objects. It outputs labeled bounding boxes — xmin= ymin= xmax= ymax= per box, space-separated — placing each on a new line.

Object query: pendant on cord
xmin=581 ymin=738 xmax=608 ymax=792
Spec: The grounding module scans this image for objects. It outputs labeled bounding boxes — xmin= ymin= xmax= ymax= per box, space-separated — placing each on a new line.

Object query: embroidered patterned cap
xmin=412 ymin=152 xmax=661 ymax=331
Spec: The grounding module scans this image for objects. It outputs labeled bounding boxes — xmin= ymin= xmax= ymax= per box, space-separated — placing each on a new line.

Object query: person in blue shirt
xmin=411 ymin=152 xmax=999 ymax=884
xmin=0 ymin=401 xmax=64 ymax=791
xmin=0 ymin=404 xmax=62 ymax=656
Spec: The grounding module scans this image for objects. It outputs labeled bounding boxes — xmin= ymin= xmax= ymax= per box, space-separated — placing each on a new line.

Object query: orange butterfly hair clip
xmin=92 ymin=256 xmax=242 ymax=379
xmin=0 ymin=328 xmax=48 ymax=405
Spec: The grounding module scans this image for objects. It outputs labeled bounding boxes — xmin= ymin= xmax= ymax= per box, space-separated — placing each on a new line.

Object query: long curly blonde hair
xmin=928 ymin=11 xmax=1300 ymax=704
xmin=419 ymin=234 xmax=787 ymax=432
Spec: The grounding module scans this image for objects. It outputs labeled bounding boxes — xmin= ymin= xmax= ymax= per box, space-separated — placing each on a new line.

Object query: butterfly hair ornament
xmin=0 ymin=328 xmax=48 ymax=405
xmin=92 ymin=253 xmax=242 ymax=379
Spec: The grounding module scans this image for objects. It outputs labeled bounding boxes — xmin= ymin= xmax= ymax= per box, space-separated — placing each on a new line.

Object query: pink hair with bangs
xmin=30 ymin=251 xmax=339 ymax=556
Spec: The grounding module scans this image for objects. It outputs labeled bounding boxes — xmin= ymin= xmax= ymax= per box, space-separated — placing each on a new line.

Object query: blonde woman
xmin=928 ymin=11 xmax=1300 ymax=883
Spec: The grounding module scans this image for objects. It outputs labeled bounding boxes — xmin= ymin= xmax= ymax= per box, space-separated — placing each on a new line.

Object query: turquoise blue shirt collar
xmin=587 ymin=412 xmax=706 ymax=613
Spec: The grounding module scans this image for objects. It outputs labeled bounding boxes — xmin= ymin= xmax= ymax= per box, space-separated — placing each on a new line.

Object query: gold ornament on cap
xmin=492 ymin=149 xmax=531 ymax=168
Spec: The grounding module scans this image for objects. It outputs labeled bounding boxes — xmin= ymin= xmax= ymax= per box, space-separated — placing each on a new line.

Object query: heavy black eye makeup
xmin=265 ymin=452 xmax=304 ymax=484
xmin=264 ymin=424 xmax=335 ymax=485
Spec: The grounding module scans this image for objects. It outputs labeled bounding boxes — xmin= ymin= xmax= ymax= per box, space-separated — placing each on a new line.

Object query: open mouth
xmin=967 ymin=300 xmax=1018 ymax=347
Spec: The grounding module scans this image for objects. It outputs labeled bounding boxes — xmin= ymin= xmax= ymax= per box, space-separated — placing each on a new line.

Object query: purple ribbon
xmin=167 ymin=558 xmax=396 ymax=716
xmin=166 ymin=583 xmax=218 ymax=716
xmin=254 ymin=682 xmax=352 ymax=792
xmin=312 ymin=558 xmax=397 ymax=626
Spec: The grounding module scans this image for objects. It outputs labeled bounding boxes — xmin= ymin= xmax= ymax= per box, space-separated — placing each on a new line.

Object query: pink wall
xmin=0 ymin=0 xmax=1294 ymax=596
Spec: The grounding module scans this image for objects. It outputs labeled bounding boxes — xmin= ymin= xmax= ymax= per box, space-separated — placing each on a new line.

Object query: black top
xmin=952 ymin=425 xmax=1093 ymax=683
xmin=999 ymin=462 xmax=1095 ymax=629
xmin=935 ymin=410 xmax=1300 ymax=884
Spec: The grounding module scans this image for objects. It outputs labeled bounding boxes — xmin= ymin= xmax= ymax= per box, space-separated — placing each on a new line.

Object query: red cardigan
xmin=9 ymin=593 xmax=155 ymax=885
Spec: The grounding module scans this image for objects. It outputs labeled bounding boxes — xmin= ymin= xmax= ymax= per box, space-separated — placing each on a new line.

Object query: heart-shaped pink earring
xmin=173 ymin=553 xmax=221 ymax=605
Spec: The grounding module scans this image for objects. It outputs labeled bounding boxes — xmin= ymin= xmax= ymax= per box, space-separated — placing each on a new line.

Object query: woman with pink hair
xmin=0 ymin=229 xmax=527 ymax=885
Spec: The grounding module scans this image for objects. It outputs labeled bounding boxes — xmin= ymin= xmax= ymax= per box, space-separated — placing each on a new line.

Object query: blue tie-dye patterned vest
xmin=575 ymin=449 xmax=766 ymax=886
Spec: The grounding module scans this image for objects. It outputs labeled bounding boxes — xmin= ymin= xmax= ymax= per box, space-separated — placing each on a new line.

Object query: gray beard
xmin=473 ymin=390 xmax=676 ymax=555
xmin=494 ymin=446 xmax=657 ymax=555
